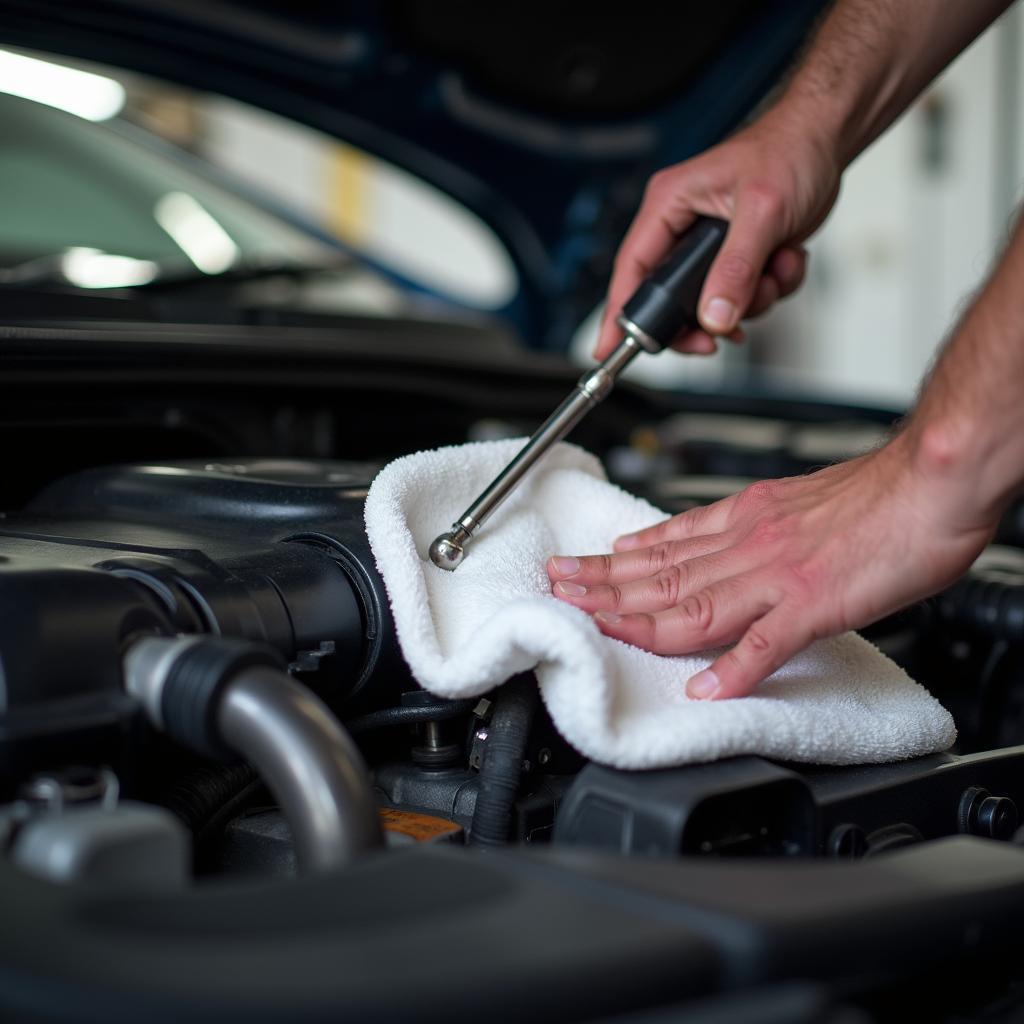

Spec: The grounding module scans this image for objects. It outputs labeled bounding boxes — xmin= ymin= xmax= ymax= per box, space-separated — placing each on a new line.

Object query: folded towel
xmin=364 ymin=439 xmax=956 ymax=768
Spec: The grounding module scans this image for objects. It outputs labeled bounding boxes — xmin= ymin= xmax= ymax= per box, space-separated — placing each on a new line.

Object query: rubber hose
xmin=937 ymin=575 xmax=1024 ymax=642
xmin=469 ymin=675 xmax=538 ymax=848
xmin=345 ymin=699 xmax=477 ymax=736
xmin=160 ymin=763 xmax=268 ymax=865
xmin=125 ymin=635 xmax=382 ymax=872
xmin=161 ymin=763 xmax=258 ymax=838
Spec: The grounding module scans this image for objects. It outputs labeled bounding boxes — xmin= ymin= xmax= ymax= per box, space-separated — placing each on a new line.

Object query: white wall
xmin=764 ymin=7 xmax=1020 ymax=407
xmin=198 ymin=98 xmax=515 ymax=309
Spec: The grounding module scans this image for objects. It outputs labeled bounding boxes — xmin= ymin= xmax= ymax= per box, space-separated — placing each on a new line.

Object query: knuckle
xmin=679 ymin=591 xmax=715 ymax=635
xmin=643 ymin=543 xmax=672 ymax=575
xmin=740 ymin=479 xmax=778 ymax=509
xmin=783 ymin=561 xmax=819 ymax=601
xmin=744 ymin=626 xmax=773 ymax=654
xmin=742 ymin=180 xmax=784 ymax=220
xmin=645 ymin=168 xmax=674 ymax=198
xmin=716 ymin=250 xmax=757 ymax=287
xmin=654 ymin=565 xmax=683 ymax=607
xmin=608 ymin=584 xmax=624 ymax=610
xmin=748 ymin=479 xmax=778 ymax=501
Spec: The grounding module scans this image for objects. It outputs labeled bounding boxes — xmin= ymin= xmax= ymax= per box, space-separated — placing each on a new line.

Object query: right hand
xmin=595 ymin=108 xmax=842 ymax=360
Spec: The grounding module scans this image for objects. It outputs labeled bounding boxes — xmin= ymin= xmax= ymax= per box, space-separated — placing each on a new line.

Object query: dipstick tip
xmin=429 ymin=532 xmax=465 ymax=571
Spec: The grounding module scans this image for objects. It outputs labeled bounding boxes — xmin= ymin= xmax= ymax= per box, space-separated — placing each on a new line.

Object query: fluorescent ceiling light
xmin=154 ymin=192 xmax=239 ymax=274
xmin=61 ymin=248 xmax=158 ymax=288
xmin=0 ymin=48 xmax=125 ymax=121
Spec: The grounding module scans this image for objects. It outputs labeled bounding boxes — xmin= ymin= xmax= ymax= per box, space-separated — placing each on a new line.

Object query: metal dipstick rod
xmin=429 ymin=216 xmax=728 ymax=571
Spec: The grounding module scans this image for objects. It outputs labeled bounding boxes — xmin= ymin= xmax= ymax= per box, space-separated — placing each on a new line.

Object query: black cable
xmin=345 ymin=699 xmax=477 ymax=736
xmin=468 ymin=675 xmax=538 ymax=848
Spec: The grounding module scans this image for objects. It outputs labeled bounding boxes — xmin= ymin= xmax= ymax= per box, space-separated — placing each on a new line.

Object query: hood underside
xmin=0 ymin=0 xmax=826 ymax=346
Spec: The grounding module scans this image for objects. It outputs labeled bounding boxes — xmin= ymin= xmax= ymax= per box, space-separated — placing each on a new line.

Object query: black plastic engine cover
xmin=555 ymin=747 xmax=1024 ymax=858
xmin=0 ymin=459 xmax=415 ymax=791
xmin=2 ymin=836 xmax=1024 ymax=1022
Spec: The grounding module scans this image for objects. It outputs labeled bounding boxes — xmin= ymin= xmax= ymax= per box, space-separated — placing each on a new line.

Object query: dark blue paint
xmin=0 ymin=0 xmax=828 ymax=349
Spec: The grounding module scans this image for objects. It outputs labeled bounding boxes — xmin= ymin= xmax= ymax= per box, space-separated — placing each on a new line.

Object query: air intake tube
xmin=124 ymin=636 xmax=382 ymax=872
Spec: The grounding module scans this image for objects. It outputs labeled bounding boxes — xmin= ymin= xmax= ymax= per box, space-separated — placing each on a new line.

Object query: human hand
xmin=547 ymin=437 xmax=996 ymax=699
xmin=596 ymin=107 xmax=841 ymax=360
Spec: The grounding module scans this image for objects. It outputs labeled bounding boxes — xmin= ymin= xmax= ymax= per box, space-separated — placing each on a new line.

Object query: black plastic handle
xmin=618 ymin=215 xmax=728 ymax=352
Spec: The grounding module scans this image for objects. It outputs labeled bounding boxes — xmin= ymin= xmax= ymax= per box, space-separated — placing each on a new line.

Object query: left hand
xmin=546 ymin=437 xmax=995 ymax=700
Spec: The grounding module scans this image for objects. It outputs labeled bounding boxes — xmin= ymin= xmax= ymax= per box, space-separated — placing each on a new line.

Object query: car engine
xmin=4 ymin=323 xmax=1024 ymax=1023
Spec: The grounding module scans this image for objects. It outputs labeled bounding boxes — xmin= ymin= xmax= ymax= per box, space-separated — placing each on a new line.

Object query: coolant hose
xmin=124 ymin=636 xmax=382 ymax=872
xmin=468 ymin=675 xmax=538 ymax=848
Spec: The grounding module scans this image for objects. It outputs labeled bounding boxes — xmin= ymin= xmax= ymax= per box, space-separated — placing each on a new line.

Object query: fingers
xmin=614 ymin=497 xmax=737 ymax=553
xmin=589 ymin=584 xmax=813 ymax=699
xmin=591 ymin=575 xmax=775 ymax=656
xmin=547 ymin=532 xmax=729 ymax=588
xmin=769 ymin=245 xmax=807 ymax=298
xmin=687 ymin=605 xmax=813 ymax=700
xmin=698 ymin=186 xmax=787 ymax=336
xmin=670 ymin=330 xmax=719 ymax=355
xmin=553 ymin=550 xmax=743 ymax=616
xmin=743 ymin=274 xmax=780 ymax=321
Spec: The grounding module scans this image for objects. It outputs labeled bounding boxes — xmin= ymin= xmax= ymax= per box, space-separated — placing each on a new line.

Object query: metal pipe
xmin=124 ymin=636 xmax=382 ymax=873
xmin=217 ymin=666 xmax=382 ymax=872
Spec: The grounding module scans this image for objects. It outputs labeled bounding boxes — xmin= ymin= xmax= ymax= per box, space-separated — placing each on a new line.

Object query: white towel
xmin=364 ymin=439 xmax=956 ymax=768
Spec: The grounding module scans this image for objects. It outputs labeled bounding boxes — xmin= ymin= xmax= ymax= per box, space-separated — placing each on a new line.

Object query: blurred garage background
xmin=4 ymin=3 xmax=1023 ymax=409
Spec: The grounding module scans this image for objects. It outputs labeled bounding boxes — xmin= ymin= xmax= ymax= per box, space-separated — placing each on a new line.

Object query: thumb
xmin=698 ymin=186 xmax=786 ymax=336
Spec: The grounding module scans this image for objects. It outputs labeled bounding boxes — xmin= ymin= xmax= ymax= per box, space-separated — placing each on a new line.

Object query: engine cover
xmin=0 ymin=458 xmax=413 ymax=793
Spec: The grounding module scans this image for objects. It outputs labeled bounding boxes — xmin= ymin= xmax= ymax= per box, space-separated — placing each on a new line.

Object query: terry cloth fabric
xmin=364 ymin=439 xmax=956 ymax=768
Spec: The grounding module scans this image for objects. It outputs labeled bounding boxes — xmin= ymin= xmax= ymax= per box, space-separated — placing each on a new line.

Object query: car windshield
xmin=0 ymin=90 xmax=342 ymax=290
xmin=0 ymin=48 xmax=517 ymax=320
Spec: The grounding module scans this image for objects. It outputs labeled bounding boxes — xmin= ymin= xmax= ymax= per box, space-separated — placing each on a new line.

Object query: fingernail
xmin=703 ymin=297 xmax=736 ymax=333
xmin=595 ymin=611 xmax=622 ymax=625
xmin=614 ymin=534 xmax=639 ymax=551
xmin=555 ymin=581 xmax=587 ymax=597
xmin=550 ymin=556 xmax=580 ymax=577
xmin=686 ymin=669 xmax=719 ymax=700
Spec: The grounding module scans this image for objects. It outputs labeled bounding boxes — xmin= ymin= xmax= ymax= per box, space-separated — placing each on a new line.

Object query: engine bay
xmin=4 ymin=322 xmax=1024 ymax=1022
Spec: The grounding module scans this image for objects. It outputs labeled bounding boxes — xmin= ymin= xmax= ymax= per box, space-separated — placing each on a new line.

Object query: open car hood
xmin=0 ymin=0 xmax=825 ymax=348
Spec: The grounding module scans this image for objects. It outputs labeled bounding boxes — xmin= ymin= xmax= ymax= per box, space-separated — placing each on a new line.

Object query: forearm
xmin=774 ymin=0 xmax=1013 ymax=167
xmin=900 ymin=213 xmax=1024 ymax=529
